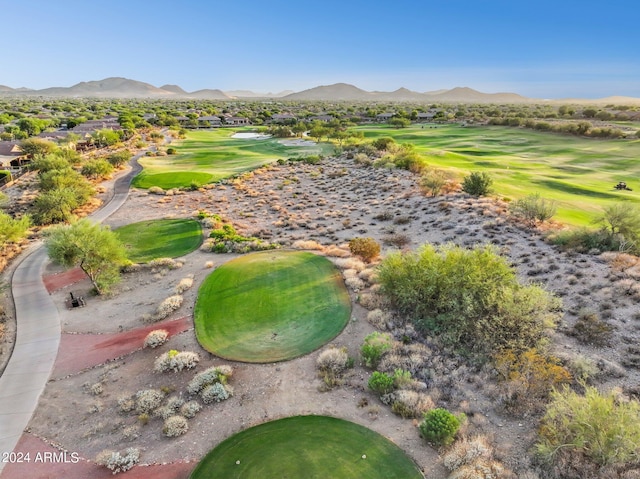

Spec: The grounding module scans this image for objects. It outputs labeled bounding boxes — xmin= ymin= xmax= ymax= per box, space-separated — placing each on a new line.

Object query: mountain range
xmin=0 ymin=77 xmax=638 ymax=104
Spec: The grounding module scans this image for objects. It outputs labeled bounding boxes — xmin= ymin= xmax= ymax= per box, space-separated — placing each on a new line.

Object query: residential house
xmin=225 ymin=117 xmax=251 ymax=126
xmin=309 ymin=114 xmax=334 ymax=123
xmin=376 ymin=113 xmax=395 ymax=122
xmin=198 ymin=115 xmax=222 ymax=127
xmin=0 ymin=141 xmax=27 ymax=168
xmin=271 ymin=113 xmax=297 ymax=124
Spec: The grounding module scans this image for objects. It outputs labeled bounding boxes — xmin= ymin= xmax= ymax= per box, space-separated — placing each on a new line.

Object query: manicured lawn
xmin=353 ymin=124 xmax=640 ymax=226
xmin=194 ymin=250 xmax=351 ymax=363
xmin=114 ymin=219 xmax=203 ymax=263
xmin=133 ymin=129 xmax=333 ymax=188
xmin=132 ymin=171 xmax=214 ymax=189
xmin=189 ymin=416 xmax=424 ymax=479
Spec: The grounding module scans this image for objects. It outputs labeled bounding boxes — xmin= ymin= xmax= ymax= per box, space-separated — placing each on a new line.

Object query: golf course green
xmin=194 ymin=250 xmax=351 ymax=363
xmin=114 ymin=218 xmax=203 ymax=263
xmin=189 ymin=415 xmax=424 ymax=479
xmin=133 ymin=129 xmax=332 ymax=189
xmin=353 ymin=124 xmax=640 ymax=226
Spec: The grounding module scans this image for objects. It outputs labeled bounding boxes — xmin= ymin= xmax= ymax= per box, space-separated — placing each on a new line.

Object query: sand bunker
xmin=231 ymin=132 xmax=272 ymax=139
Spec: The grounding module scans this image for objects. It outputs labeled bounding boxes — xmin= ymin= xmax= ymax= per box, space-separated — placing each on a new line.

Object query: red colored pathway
xmin=52 ymin=316 xmax=192 ymax=378
xmin=2 ymin=433 xmax=194 ymax=479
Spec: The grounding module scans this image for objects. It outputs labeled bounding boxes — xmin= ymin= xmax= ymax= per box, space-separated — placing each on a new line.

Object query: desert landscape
xmin=1 ymin=134 xmax=639 ymax=477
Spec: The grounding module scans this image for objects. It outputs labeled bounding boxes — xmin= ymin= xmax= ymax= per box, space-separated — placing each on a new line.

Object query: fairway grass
xmin=115 ymin=219 xmax=203 ymax=263
xmin=194 ymin=250 xmax=351 ymax=363
xmin=354 ymin=124 xmax=640 ymax=226
xmin=134 ymin=129 xmax=333 ymax=188
xmin=189 ymin=416 xmax=424 ymax=479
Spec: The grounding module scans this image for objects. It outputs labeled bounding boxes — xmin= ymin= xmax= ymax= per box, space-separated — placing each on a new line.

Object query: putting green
xmin=190 ymin=416 xmax=424 ymax=479
xmin=194 ymin=250 xmax=350 ymax=363
xmin=114 ymin=218 xmax=203 ymax=263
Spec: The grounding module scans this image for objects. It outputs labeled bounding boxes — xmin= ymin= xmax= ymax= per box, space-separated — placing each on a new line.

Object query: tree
xmin=598 ymin=202 xmax=640 ymax=252
xmin=19 ymin=138 xmax=58 ymax=158
xmin=388 ymin=117 xmax=411 ymax=128
xmin=81 ymin=159 xmax=114 ymax=180
xmin=46 ymin=219 xmax=128 ymax=294
xmin=0 ymin=212 xmax=31 ymax=246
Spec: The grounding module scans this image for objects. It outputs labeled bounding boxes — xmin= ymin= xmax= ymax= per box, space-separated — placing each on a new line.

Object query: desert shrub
xmin=570 ymin=308 xmax=614 ymax=346
xmin=421 ymin=167 xmax=456 ymax=197
xmin=187 ymin=366 xmax=232 ymax=395
xmin=154 ymin=350 xmax=200 ymax=372
xmin=462 ymin=171 xmax=493 ymax=196
xmin=372 ymin=137 xmax=396 ymax=151
xmin=361 ymin=332 xmax=394 ymax=368
xmin=447 ymin=459 xmax=510 ymax=479
xmin=378 ymin=243 xmax=561 ymax=357
xmin=565 ymin=354 xmax=599 ymax=381
xmin=443 ymin=435 xmax=494 ymax=471
xmin=163 ymin=415 xmax=189 ymax=437
xmin=143 ymin=329 xmax=169 ymax=348
xmin=348 ymin=237 xmax=381 ymax=263
xmin=420 ymin=408 xmax=465 ymax=446
xmin=536 ymin=385 xmax=640 ymax=472
xmin=292 ymin=239 xmax=324 ymax=251
xmin=135 ymin=389 xmax=165 ymax=414
xmin=366 ymin=309 xmax=391 ymax=328
xmin=509 ymin=193 xmax=558 ymax=225
xmin=148 ymin=186 xmax=165 ymax=195
xmin=152 ymin=294 xmax=183 ymax=321
xmin=96 ymin=447 xmax=140 ymax=474
xmin=345 ymin=276 xmax=365 ymax=291
xmin=493 ymin=349 xmax=571 ymax=414
xmin=383 ymin=233 xmax=411 ymax=248
xmin=81 ymin=159 xmax=114 ymax=179
xmin=317 ymin=346 xmax=350 ymax=388
xmin=122 ymin=425 xmax=140 ymax=442
xmin=148 ymin=257 xmax=182 ymax=269
xmin=174 ymin=276 xmax=194 ymax=294
xmin=180 ymin=400 xmax=202 ymax=418
xmin=368 ymin=371 xmax=395 ymax=395
xmin=117 ymin=395 xmax=136 ymax=413
xmin=200 ymin=382 xmax=232 ymax=404
xmin=390 ymin=389 xmax=435 ymax=418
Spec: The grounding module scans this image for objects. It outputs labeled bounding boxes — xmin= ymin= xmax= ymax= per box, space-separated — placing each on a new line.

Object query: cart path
xmin=42 ymin=267 xmax=87 ymax=293
xmin=52 ymin=316 xmax=192 ymax=379
xmin=0 ymin=155 xmax=142 ymax=474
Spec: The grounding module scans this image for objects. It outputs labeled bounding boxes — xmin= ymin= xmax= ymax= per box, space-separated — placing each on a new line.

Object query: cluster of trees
xmin=488 ymin=117 xmax=628 ymax=138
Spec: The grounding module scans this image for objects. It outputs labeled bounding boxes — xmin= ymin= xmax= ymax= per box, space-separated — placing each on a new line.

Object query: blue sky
xmin=2 ymin=0 xmax=638 ymax=98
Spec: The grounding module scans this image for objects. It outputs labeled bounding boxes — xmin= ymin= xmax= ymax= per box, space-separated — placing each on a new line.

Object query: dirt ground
xmin=5 ymin=155 xmax=640 ymax=478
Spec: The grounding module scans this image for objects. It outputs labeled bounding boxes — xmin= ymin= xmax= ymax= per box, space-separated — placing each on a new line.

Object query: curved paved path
xmin=0 ymin=155 xmax=142 ymax=473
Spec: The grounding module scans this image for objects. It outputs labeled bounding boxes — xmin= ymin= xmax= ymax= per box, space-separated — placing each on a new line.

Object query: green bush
xmin=0 ymin=212 xmax=31 ymax=246
xmin=368 ymin=371 xmax=395 ymax=395
xmin=372 ymin=137 xmax=396 ymax=151
xmin=536 ymin=385 xmax=640 ymax=472
xmin=509 ymin=193 xmax=558 ymax=225
xmin=419 ymin=408 xmax=465 ymax=446
xmin=360 ymin=332 xmax=393 ymax=368
xmin=377 ymin=244 xmax=561 ymax=357
xmin=32 ymin=188 xmax=80 ymax=225
xmin=462 ymin=171 xmax=493 ymax=196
